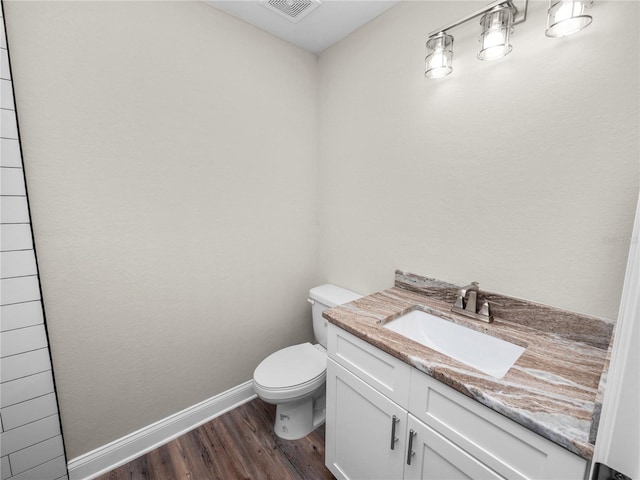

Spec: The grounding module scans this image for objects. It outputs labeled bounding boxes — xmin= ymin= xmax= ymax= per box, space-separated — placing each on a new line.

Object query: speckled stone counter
xmin=323 ymin=271 xmax=615 ymax=460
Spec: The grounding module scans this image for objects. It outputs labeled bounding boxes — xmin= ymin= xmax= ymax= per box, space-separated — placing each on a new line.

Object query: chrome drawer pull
xmin=390 ymin=415 xmax=400 ymax=450
xmin=407 ymin=429 xmax=416 ymax=465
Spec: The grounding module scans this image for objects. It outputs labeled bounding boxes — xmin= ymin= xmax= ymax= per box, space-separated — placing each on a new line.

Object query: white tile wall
xmin=0 ymin=325 xmax=48 ymax=358
xmin=0 ymin=168 xmax=26 ymax=196
xmin=0 ymin=6 xmax=68 ymax=476
xmin=1 ymin=348 xmax=51 ymax=383
xmin=0 ymin=224 xmax=33 ymax=252
xmin=0 ymin=50 xmax=9 ymax=80
xmin=0 ymin=109 xmax=17 ymax=139
xmin=1 ymin=301 xmax=44 ymax=332
xmin=0 ymin=415 xmax=60 ymax=456
xmin=9 ymin=435 xmax=64 ymax=475
xmin=0 ymin=196 xmax=29 ymax=223
xmin=1 ymin=371 xmax=53 ymax=408
xmin=0 ymin=139 xmax=21 ymax=167
xmin=1 ymin=250 xmax=37 ymax=279
xmin=0 ymin=276 xmax=41 ymax=305
xmin=1 ymin=393 xmax=59 ymax=431
xmin=11 ymin=455 xmax=67 ymax=480
xmin=0 ymin=79 xmax=12 ymax=110
xmin=1 ymin=456 xmax=11 ymax=480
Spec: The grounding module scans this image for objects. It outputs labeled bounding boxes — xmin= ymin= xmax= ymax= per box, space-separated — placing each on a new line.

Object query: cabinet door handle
xmin=406 ymin=429 xmax=416 ymax=465
xmin=390 ymin=415 xmax=400 ymax=450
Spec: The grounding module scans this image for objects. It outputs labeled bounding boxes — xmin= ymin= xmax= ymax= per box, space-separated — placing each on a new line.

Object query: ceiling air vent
xmin=260 ymin=0 xmax=322 ymax=24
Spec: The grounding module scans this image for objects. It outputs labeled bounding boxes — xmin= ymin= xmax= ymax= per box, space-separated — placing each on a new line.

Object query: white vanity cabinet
xmin=325 ymin=324 xmax=590 ymax=480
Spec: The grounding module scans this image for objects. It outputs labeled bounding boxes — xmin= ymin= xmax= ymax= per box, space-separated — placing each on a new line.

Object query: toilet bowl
xmin=252 ymin=284 xmax=361 ymax=440
xmin=253 ymin=343 xmax=327 ymax=439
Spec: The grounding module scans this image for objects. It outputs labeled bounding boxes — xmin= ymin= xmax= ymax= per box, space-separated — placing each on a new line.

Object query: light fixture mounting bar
xmin=428 ymin=0 xmax=528 ymax=37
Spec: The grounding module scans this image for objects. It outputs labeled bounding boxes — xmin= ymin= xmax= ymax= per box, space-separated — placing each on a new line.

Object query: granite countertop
xmin=323 ymin=271 xmax=615 ymax=460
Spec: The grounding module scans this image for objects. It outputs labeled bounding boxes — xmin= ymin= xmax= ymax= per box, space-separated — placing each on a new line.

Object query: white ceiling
xmin=203 ymin=0 xmax=400 ymax=54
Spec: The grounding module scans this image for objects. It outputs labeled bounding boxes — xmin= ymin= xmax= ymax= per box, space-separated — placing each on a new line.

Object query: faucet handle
xmin=453 ymin=294 xmax=465 ymax=309
xmin=459 ymin=281 xmax=479 ymax=297
xmin=465 ymin=290 xmax=478 ymax=313
xmin=478 ymin=300 xmax=491 ymax=318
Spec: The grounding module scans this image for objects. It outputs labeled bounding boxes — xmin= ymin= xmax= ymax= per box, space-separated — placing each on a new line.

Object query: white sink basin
xmin=384 ymin=310 xmax=525 ymax=379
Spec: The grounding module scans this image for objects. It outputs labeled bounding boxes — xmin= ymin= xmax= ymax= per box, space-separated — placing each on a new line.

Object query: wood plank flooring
xmin=96 ymin=398 xmax=336 ymax=480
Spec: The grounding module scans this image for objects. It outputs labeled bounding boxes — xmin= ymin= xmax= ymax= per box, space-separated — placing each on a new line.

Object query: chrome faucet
xmin=451 ymin=281 xmax=493 ymax=323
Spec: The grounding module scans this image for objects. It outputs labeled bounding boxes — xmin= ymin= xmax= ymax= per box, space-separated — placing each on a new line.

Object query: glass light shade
xmin=545 ymin=0 xmax=593 ymax=37
xmin=425 ymin=33 xmax=453 ymax=79
xmin=478 ymin=6 xmax=513 ymax=61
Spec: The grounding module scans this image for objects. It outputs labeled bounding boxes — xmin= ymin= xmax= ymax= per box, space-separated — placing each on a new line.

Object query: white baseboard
xmin=67 ymin=381 xmax=257 ymax=480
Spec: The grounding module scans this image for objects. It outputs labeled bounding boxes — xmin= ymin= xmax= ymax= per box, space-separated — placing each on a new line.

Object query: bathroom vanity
xmin=323 ymin=272 xmax=613 ymax=480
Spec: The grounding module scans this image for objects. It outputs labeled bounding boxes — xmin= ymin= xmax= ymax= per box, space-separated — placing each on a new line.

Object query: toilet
xmin=253 ymin=284 xmax=362 ymax=440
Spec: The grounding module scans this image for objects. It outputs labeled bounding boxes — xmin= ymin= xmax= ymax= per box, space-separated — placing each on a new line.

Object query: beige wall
xmin=318 ymin=0 xmax=639 ymax=319
xmin=4 ymin=1 xmax=318 ymax=458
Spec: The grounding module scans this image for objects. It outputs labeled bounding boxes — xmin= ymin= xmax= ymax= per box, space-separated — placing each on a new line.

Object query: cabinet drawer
xmin=409 ymin=369 xmax=588 ymax=480
xmin=328 ymin=324 xmax=411 ymax=408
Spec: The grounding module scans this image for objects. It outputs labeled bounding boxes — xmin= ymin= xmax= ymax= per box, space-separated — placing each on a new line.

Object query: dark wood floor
xmin=96 ymin=398 xmax=336 ymax=480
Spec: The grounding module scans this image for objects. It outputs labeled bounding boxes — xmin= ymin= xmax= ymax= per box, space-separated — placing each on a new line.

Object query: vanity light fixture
xmin=424 ymin=0 xmax=525 ymax=78
xmin=425 ymin=32 xmax=454 ymax=78
xmin=424 ymin=0 xmax=594 ymax=79
xmin=545 ymin=0 xmax=593 ymax=37
xmin=478 ymin=5 xmax=514 ymax=61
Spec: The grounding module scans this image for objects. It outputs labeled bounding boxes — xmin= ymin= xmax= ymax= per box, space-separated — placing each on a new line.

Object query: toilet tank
xmin=309 ymin=284 xmax=362 ymax=348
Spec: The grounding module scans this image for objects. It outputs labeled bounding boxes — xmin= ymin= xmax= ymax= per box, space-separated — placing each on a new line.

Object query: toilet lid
xmin=254 ymin=343 xmax=326 ymax=390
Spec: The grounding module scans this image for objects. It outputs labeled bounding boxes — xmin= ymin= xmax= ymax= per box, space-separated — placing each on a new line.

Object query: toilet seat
xmin=253 ymin=343 xmax=326 ymax=402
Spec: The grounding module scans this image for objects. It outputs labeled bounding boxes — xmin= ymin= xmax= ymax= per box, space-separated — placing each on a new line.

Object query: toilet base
xmin=273 ymin=386 xmax=326 ymax=440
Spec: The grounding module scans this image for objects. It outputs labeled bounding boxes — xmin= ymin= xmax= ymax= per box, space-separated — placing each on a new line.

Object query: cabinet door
xmin=404 ymin=414 xmax=505 ymax=480
xmin=326 ymin=359 xmax=407 ymax=480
